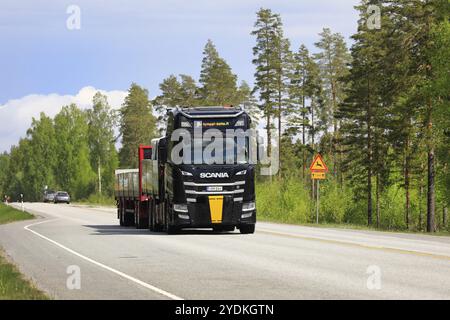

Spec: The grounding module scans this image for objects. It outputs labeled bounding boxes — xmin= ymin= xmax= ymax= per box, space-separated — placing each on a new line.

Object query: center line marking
xmin=24 ymin=219 xmax=183 ymax=300
xmin=258 ymin=229 xmax=450 ymax=261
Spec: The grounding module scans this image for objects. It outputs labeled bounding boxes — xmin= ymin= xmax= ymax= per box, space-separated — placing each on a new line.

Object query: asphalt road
xmin=1 ymin=202 xmax=449 ymax=300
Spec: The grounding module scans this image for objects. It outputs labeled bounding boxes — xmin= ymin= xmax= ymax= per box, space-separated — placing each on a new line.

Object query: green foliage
xmin=0 ymin=153 xmax=10 ymax=198
xmin=257 ymin=178 xmax=311 ymax=224
xmin=87 ymin=92 xmax=119 ymax=196
xmin=199 ymin=39 xmax=240 ymax=106
xmin=119 ymin=83 xmax=157 ymax=168
xmin=77 ymin=193 xmax=116 ymax=207
xmin=54 ymin=104 xmax=96 ymax=199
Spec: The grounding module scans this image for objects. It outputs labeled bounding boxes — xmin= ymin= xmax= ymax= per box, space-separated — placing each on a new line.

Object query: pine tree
xmin=237 ymin=81 xmax=261 ymax=126
xmin=337 ymin=1 xmax=390 ymax=226
xmin=314 ymin=28 xmax=351 ymax=181
xmin=251 ymin=8 xmax=284 ymax=157
xmin=287 ymin=44 xmax=318 ymax=178
xmin=119 ymin=83 xmax=157 ymax=168
xmin=199 ymin=40 xmax=239 ymax=106
xmin=179 ymin=74 xmax=199 ymax=107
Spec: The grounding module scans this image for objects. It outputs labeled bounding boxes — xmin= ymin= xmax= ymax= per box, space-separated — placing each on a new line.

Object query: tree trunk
xmin=427 ymin=148 xmax=435 ymax=233
xmin=376 ymin=173 xmax=380 ymax=228
xmin=443 ymin=207 xmax=448 ymax=230
xmin=367 ymin=78 xmax=373 ymax=226
xmin=97 ymin=158 xmax=102 ymax=195
xmin=419 ymin=168 xmax=424 ymax=231
xmin=278 ymin=89 xmax=282 ymax=178
xmin=404 ymin=146 xmax=410 ymax=230
xmin=302 ymin=95 xmax=306 ymax=180
xmin=266 ymin=113 xmax=272 ymax=157
xmin=426 ymin=99 xmax=435 ymax=233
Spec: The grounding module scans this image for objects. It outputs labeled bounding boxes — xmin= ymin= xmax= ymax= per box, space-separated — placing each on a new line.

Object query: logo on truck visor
xmin=200 ymin=172 xmax=230 ymax=179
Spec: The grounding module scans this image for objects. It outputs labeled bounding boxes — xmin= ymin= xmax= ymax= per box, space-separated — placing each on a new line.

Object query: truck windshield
xmin=180 ymin=138 xmax=249 ymax=165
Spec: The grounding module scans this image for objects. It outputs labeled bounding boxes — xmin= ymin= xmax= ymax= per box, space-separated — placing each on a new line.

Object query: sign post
xmin=309 ymin=154 xmax=328 ymax=224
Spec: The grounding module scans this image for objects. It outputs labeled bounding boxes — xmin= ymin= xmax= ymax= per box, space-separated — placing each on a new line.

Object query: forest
xmin=0 ymin=0 xmax=448 ymax=233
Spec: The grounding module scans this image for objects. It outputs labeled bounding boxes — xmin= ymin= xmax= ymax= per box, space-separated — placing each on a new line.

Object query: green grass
xmin=0 ymin=203 xmax=34 ymax=225
xmin=0 ymin=204 xmax=47 ymax=299
xmin=74 ymin=193 xmax=116 ymax=207
xmin=0 ymin=251 xmax=49 ymax=300
xmin=256 ymin=177 xmax=450 ymax=237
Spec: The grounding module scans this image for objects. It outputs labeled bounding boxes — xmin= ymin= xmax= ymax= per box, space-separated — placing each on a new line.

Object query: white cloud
xmin=0 ymin=86 xmax=127 ymax=152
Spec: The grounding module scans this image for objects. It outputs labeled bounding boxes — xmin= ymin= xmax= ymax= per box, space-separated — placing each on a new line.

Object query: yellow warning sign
xmin=310 ymin=154 xmax=328 ymax=172
xmin=311 ymin=172 xmax=326 ymax=180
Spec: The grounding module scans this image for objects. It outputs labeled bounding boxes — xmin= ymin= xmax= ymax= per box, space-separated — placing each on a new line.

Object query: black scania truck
xmin=116 ymin=106 xmax=257 ymax=234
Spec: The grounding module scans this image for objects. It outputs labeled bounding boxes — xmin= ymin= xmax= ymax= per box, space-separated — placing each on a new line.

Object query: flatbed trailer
xmin=114 ymin=145 xmax=152 ymax=229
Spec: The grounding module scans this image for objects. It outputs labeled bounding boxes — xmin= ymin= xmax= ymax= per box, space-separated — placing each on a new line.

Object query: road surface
xmin=0 ymin=202 xmax=449 ymax=300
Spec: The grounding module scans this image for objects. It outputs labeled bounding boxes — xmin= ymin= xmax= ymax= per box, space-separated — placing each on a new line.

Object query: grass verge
xmin=0 ymin=203 xmax=48 ymax=299
xmin=75 ymin=194 xmax=116 ymax=207
xmin=0 ymin=203 xmax=34 ymax=225
xmin=0 ymin=251 xmax=49 ymax=300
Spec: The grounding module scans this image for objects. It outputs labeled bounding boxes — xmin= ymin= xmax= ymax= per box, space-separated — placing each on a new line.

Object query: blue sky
xmin=0 ymin=0 xmax=360 ymax=151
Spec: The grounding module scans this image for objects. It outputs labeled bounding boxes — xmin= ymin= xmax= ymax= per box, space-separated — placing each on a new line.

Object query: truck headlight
xmin=181 ymin=171 xmax=193 ymax=177
xmin=173 ymin=204 xmax=188 ymax=213
xmin=242 ymin=201 xmax=255 ymax=212
xmin=236 ymin=170 xmax=247 ymax=176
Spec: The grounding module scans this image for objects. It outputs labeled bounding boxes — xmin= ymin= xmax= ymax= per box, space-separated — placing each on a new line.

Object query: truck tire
xmin=151 ymin=201 xmax=164 ymax=232
xmin=239 ymin=224 xmax=255 ymax=234
xmin=124 ymin=212 xmax=134 ymax=227
xmin=135 ymin=204 xmax=147 ymax=229
xmin=149 ymin=203 xmax=154 ymax=232
xmin=165 ymin=200 xmax=178 ymax=235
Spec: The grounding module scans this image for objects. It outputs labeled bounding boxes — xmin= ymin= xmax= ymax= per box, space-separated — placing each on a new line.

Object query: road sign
xmin=310 ymin=154 xmax=328 ymax=172
xmin=311 ymin=172 xmax=326 ymax=180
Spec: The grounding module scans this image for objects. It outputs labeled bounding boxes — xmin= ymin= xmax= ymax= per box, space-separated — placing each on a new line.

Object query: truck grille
xmin=183 ymin=181 xmax=245 ymax=203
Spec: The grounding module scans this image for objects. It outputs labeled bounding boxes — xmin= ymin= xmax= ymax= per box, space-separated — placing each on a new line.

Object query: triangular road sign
xmin=310 ymin=154 xmax=328 ymax=172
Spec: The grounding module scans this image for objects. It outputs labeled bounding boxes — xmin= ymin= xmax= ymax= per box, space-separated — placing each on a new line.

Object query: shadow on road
xmin=83 ymin=224 xmax=240 ymax=236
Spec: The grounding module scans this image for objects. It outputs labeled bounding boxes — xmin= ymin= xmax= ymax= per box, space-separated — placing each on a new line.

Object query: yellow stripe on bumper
xmin=209 ymin=196 xmax=224 ymax=224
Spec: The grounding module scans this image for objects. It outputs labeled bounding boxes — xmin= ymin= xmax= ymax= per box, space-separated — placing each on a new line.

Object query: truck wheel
xmin=239 ymin=224 xmax=255 ymax=234
xmin=125 ymin=212 xmax=135 ymax=227
xmin=135 ymin=204 xmax=147 ymax=229
xmin=119 ymin=204 xmax=125 ymax=226
xmin=149 ymin=205 xmax=154 ymax=232
xmin=165 ymin=201 xmax=178 ymax=235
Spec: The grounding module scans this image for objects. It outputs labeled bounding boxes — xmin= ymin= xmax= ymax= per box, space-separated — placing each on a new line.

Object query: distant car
xmin=43 ymin=190 xmax=56 ymax=203
xmin=54 ymin=191 xmax=70 ymax=204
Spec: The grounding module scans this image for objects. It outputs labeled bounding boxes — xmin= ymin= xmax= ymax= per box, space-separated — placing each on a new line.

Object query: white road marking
xmin=24 ymin=219 xmax=183 ymax=300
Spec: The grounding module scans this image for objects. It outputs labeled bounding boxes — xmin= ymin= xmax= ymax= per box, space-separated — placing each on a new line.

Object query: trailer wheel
xmin=239 ymin=224 xmax=255 ymax=234
xmin=135 ymin=202 xmax=147 ymax=229
xmin=148 ymin=200 xmax=154 ymax=232
xmin=119 ymin=202 xmax=124 ymax=226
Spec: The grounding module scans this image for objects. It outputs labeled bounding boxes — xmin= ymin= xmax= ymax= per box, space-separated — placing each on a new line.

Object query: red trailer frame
xmin=116 ymin=145 xmax=152 ymax=229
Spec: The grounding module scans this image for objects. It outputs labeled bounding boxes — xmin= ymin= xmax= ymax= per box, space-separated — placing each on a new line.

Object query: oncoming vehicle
xmin=43 ymin=190 xmax=56 ymax=203
xmin=54 ymin=191 xmax=71 ymax=204
xmin=115 ymin=106 xmax=257 ymax=234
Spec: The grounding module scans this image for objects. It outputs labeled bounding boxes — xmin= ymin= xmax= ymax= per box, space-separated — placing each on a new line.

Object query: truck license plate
xmin=207 ymin=186 xmax=223 ymax=192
